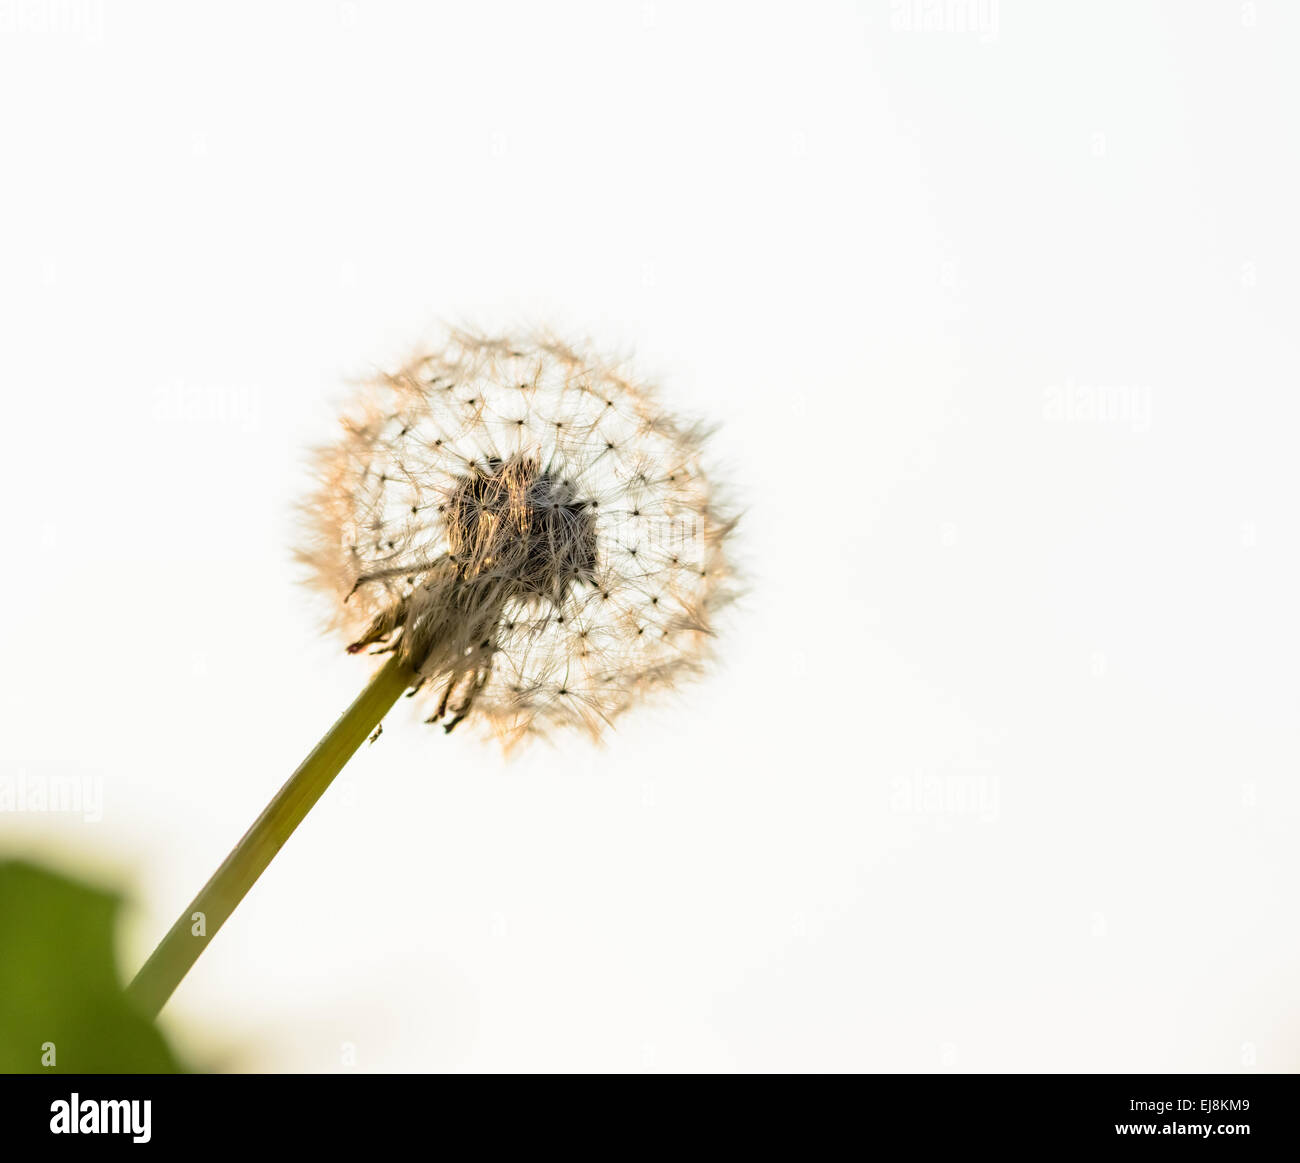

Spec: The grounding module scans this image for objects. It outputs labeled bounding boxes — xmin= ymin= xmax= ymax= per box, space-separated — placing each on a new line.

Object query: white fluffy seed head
xmin=297 ymin=328 xmax=737 ymax=748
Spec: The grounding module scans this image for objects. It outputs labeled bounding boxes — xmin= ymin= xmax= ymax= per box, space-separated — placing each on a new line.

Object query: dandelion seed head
xmin=298 ymin=328 xmax=737 ymax=748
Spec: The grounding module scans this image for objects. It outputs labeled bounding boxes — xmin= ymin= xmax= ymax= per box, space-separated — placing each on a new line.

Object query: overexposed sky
xmin=2 ymin=0 xmax=1299 ymax=1071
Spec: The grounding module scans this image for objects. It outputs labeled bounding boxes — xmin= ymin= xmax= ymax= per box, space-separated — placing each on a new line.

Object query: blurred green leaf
xmin=0 ymin=860 xmax=184 ymax=1073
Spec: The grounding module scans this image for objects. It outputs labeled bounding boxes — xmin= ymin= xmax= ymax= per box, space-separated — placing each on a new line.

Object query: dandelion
xmin=299 ymin=330 xmax=735 ymax=745
xmin=127 ymin=328 xmax=736 ymax=1015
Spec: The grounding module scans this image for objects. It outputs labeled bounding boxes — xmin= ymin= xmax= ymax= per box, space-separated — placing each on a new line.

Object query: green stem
xmin=126 ymin=653 xmax=415 ymax=1018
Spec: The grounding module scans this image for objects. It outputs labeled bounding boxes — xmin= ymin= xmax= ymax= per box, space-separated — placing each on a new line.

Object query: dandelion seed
xmin=299 ymin=328 xmax=737 ymax=746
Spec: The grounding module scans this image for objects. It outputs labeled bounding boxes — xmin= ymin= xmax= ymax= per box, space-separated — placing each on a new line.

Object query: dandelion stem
xmin=126 ymin=653 xmax=415 ymax=1018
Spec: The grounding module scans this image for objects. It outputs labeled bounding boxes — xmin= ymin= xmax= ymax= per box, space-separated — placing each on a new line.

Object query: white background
xmin=2 ymin=1 xmax=1298 ymax=1072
